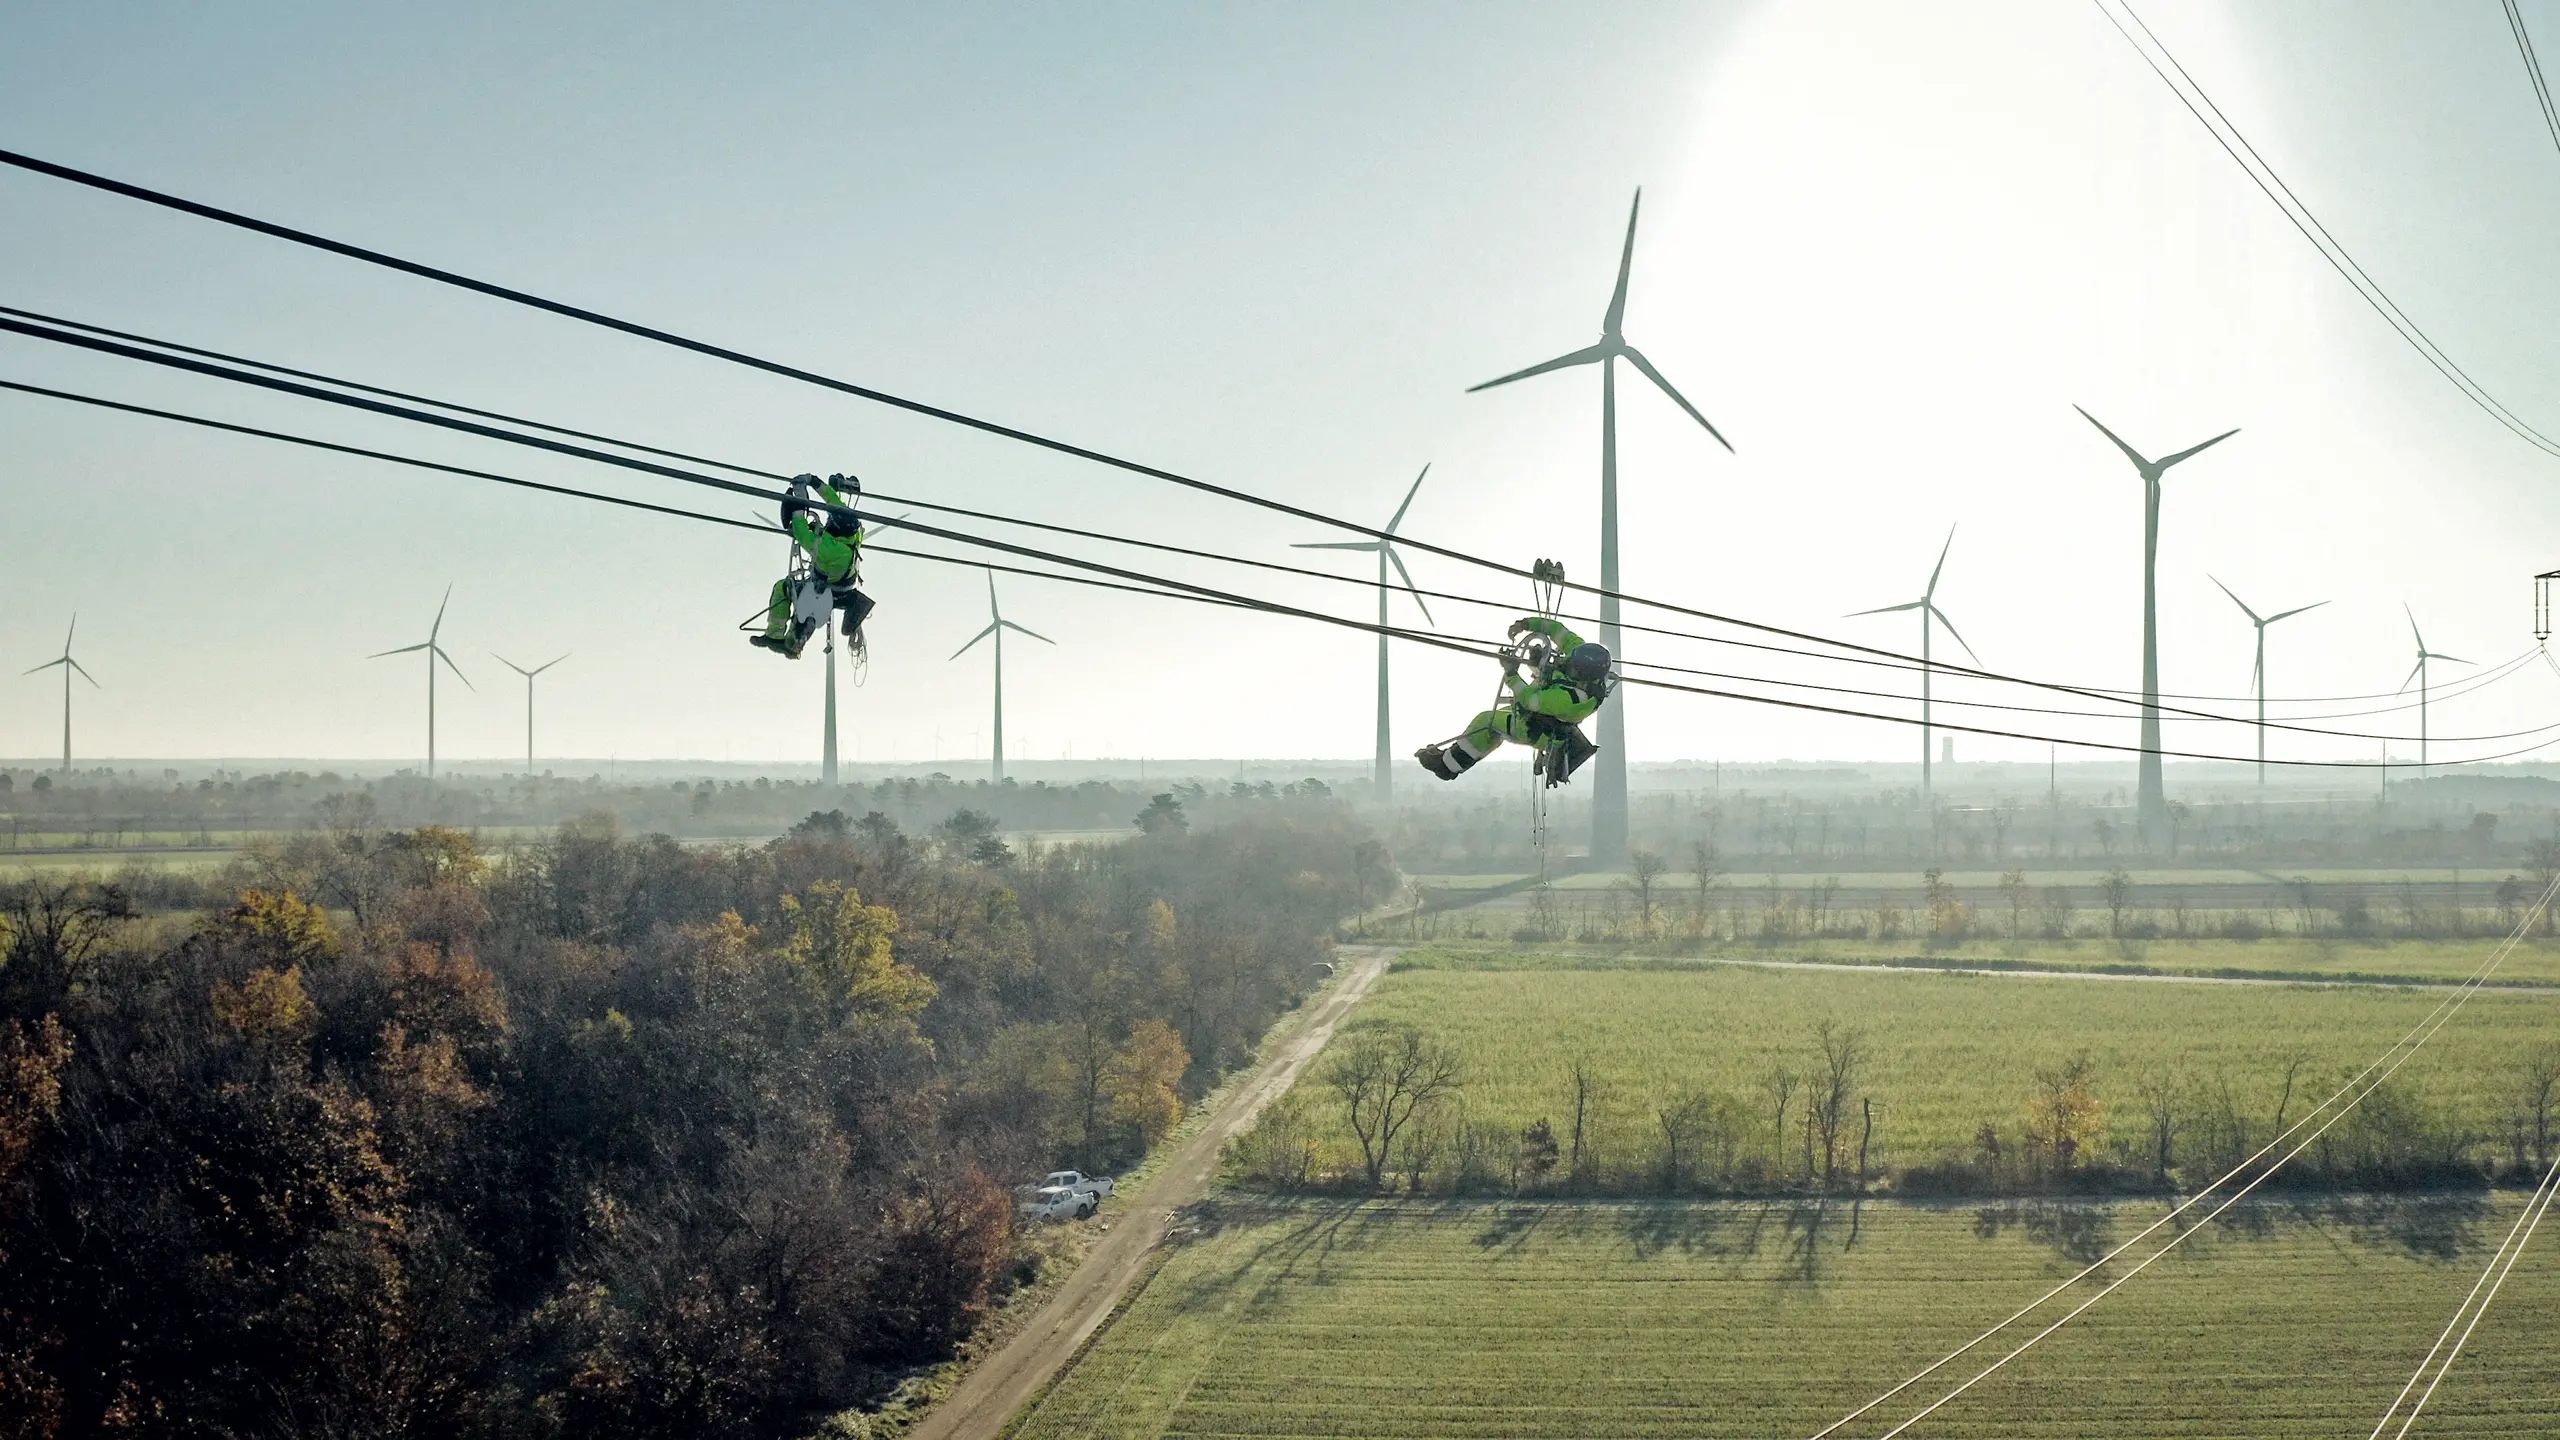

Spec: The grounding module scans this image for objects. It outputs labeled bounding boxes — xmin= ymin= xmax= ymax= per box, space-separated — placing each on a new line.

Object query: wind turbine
xmin=492 ymin=652 xmax=568 ymax=775
xmin=22 ymin=616 xmax=97 ymax=772
xmin=950 ymin=572 xmax=1053 ymax=783
xmin=1851 ymin=527 xmax=1976 ymax=802
xmin=1469 ymin=188 xmax=1731 ymax=866
xmin=2075 ymin=406 xmax=2239 ymax=852
xmin=2208 ymin=578 xmax=2324 ymax=787
xmin=2399 ymin=606 xmax=2470 ymax=775
xmin=1295 ymin=464 xmax=1435 ymax=803
xmin=369 ymin=586 xmax=471 ymax=778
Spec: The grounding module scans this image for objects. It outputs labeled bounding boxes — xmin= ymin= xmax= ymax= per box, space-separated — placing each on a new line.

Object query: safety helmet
xmin=1567 ymin=642 xmax=1613 ymax=690
xmin=823 ymin=507 xmax=862 ymax=538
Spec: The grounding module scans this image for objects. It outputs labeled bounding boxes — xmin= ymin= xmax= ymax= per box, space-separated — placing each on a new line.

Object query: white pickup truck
xmin=1018 ymin=1170 xmax=1114 ymax=1221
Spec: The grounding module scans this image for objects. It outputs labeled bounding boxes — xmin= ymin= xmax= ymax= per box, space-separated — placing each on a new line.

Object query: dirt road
xmin=908 ymin=945 xmax=1393 ymax=1440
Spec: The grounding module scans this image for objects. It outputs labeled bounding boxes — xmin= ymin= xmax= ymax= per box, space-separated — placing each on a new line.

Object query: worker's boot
xmin=1415 ymin=743 xmax=1476 ymax=781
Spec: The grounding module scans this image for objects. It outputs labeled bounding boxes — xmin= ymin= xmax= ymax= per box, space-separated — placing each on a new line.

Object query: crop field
xmin=1401 ymin=934 xmax=2560 ymax=987
xmin=1013 ymin=1194 xmax=2560 ymax=1440
xmin=1289 ymin=954 xmax=2560 ymax=1180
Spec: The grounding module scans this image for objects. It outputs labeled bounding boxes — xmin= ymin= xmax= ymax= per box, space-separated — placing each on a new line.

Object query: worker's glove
xmin=1507 ymin=619 xmax=1537 ymax=639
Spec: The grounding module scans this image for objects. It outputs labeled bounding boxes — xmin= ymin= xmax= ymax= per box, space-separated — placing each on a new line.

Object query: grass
xmin=1297 ymin=955 xmax=2560 ymax=1179
xmin=1405 ymin=934 xmax=2560 ymax=987
xmin=1010 ymin=1194 xmax=2560 ymax=1439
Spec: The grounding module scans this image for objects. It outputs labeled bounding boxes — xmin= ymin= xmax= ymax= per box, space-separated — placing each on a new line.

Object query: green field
xmin=1290 ymin=955 xmax=2560 ymax=1183
xmin=1403 ymin=934 xmax=2560 ymax=987
xmin=1015 ymin=1195 xmax=2560 ymax=1439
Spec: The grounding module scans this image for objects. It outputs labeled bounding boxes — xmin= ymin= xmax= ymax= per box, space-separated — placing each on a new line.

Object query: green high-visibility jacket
xmin=1503 ymin=616 xmax=1602 ymax=725
xmin=789 ymin=480 xmax=863 ymax=582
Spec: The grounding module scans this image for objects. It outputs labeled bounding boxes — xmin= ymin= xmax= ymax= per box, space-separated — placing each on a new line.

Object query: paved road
xmin=908 ymin=945 xmax=1393 ymax=1440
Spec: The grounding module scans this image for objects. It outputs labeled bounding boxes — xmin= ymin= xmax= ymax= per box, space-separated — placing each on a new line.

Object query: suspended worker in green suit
xmin=751 ymin=473 xmax=874 ymax=658
xmin=1415 ymin=615 xmax=1613 ymax=783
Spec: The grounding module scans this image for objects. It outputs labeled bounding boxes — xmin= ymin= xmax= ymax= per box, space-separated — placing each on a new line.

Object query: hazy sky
xmin=6 ymin=1 xmax=2560 ymax=774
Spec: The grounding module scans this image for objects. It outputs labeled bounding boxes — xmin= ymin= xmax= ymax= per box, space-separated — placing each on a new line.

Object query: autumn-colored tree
xmin=777 ymin=882 xmax=933 ymax=1024
xmin=1102 ymin=1017 xmax=1191 ymax=1150
xmin=2027 ymin=1052 xmax=2105 ymax=1175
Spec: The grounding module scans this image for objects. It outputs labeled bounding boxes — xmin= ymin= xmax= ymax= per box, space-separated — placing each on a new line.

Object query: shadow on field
xmin=1168 ymin=1197 xmax=1390 ymax=1318
xmin=2278 ymin=1192 xmax=2492 ymax=1262
xmin=1971 ymin=1201 xmax=2117 ymax=1263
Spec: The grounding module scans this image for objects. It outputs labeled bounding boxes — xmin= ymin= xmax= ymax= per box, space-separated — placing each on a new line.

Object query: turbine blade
xmin=1925 ymin=525 xmax=1957 ymax=599
xmin=1849 ymin=600 xmax=1927 ymax=617
xmin=2263 ymin=601 xmax=2326 ymax=625
xmin=2208 ymin=575 xmax=2261 ymax=625
xmin=492 ymin=653 xmax=532 ymax=677
xmin=2429 ymin=650 xmax=2473 ymax=666
xmin=1003 ymin=620 xmax=1058 ymax=645
xmin=2073 ymin=405 xmax=2154 ymax=472
xmin=1385 ymin=544 xmax=1435 ymax=628
xmin=431 ymin=583 xmax=452 ymax=641
xmin=950 ymin=623 xmax=998 ymax=660
xmin=534 ymin=653 xmax=570 ymax=674
xmin=2251 ymin=650 xmax=2263 ymax=693
xmin=864 ymin=511 xmax=914 ymax=537
xmin=1466 ymin=343 xmax=1612 ymax=393
xmin=1619 ymin=344 xmax=1732 ymax=452
xmin=369 ymin=643 xmax=432 ymax=658
xmin=21 ymin=657 xmax=68 ymax=676
xmin=67 ymin=657 xmax=99 ymax=688
xmin=63 ymin=614 xmax=77 ymax=651
xmin=1927 ymin=604 xmax=1980 ymax=664
xmin=1384 ymin=463 xmax=1430 ymax=536
xmin=986 ymin=571 xmax=1001 ymax=623
xmin=434 ymin=645 xmax=474 ymax=690
xmin=2405 ymin=603 xmax=2425 ymax=652
xmin=1603 ymin=188 xmax=1641 ymax=336
xmin=2157 ymin=428 xmax=2240 ymax=469
xmin=1291 ymin=541 xmax=1384 ymax=552
xmin=2399 ymin=658 xmax=2425 ymax=694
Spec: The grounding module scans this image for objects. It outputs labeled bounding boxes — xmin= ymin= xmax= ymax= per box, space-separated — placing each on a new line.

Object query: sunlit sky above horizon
xmin=6 ymin=1 xmax=2560 ymax=773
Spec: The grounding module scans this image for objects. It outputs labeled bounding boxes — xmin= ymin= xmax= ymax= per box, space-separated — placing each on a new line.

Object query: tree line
xmin=0 ymin=789 xmax=1386 ymax=1438
xmin=1233 ymin=1021 xmax=2560 ymax=1200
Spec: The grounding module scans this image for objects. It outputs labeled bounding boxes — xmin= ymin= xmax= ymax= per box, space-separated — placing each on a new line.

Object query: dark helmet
xmin=823 ymin=507 xmax=863 ymax=538
xmin=1567 ymin=642 xmax=1612 ymax=689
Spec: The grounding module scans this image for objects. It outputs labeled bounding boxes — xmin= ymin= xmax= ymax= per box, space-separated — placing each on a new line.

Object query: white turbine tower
xmin=2208 ymin=578 xmax=2324 ymax=787
xmin=22 ymin=615 xmax=98 ymax=772
xmin=951 ymin=573 xmax=1053 ymax=783
xmin=1294 ymin=464 xmax=1435 ymax=803
xmin=2400 ymin=606 xmax=2470 ymax=775
xmin=1469 ymin=188 xmax=1731 ymax=865
xmin=492 ymin=652 xmax=568 ymax=775
xmin=2075 ymin=406 xmax=2239 ymax=852
xmin=370 ymin=586 xmax=471 ymax=778
xmin=1851 ymin=527 xmax=1977 ymax=802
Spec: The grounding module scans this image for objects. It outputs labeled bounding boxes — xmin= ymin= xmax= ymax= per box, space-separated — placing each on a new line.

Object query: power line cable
xmin=2503 ymin=0 xmax=2560 ymax=160
xmin=1815 ymin=871 xmax=2560 ymax=1440
xmin=12 ymin=310 xmax=2526 ymax=747
xmin=0 ymin=377 xmax=1252 ymax=614
xmin=15 ymin=372 xmax=2559 ymax=772
xmin=2095 ymin=0 xmax=2560 ymax=457
xmin=33 ymin=284 xmax=2502 ymax=708
xmin=0 ymin=148 xmax=2330 ymax=714
xmin=23 ymin=287 xmax=2531 ymax=724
